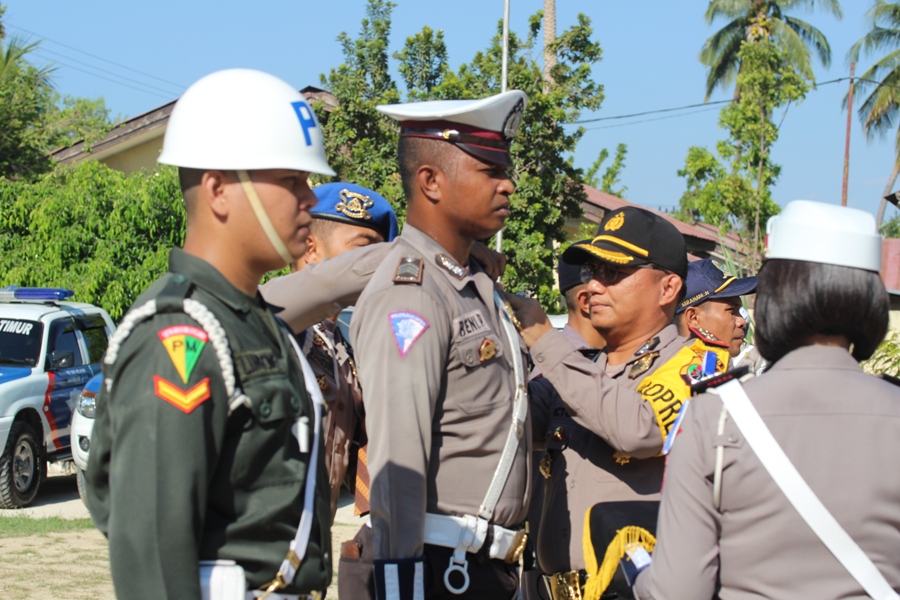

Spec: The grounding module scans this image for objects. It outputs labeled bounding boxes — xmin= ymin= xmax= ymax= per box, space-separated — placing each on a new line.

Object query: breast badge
xmin=628 ymin=351 xmax=659 ymax=379
xmin=478 ymin=338 xmax=497 ymax=363
xmin=539 ymin=454 xmax=553 ymax=479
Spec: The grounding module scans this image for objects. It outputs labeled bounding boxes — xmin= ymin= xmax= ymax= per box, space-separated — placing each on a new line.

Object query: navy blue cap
xmin=677 ymin=259 xmax=757 ymax=314
xmin=311 ymin=182 xmax=399 ymax=242
xmin=559 ymin=240 xmax=590 ymax=293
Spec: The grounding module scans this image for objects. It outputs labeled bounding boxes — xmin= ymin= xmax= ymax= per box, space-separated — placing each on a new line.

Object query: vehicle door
xmin=43 ymin=317 xmax=92 ymax=452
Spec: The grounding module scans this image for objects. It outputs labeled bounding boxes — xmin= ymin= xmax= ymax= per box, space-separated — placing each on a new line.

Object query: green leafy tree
xmin=0 ymin=162 xmax=183 ymax=319
xmin=701 ymin=0 xmax=842 ymax=100
xmin=585 ymin=143 xmax=628 ymax=197
xmin=678 ymin=40 xmax=807 ymax=265
xmin=881 ymin=211 xmax=900 ymax=237
xmin=317 ymin=0 xmax=404 ymax=217
xmin=320 ymin=0 xmax=604 ymax=306
xmin=848 ymin=0 xmax=900 ymax=227
xmin=0 ymin=5 xmax=112 ymax=180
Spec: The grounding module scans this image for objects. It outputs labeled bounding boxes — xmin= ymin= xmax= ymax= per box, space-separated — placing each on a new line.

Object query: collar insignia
xmin=628 ymin=351 xmax=659 ymax=379
xmin=436 ymin=254 xmax=467 ymax=279
xmin=604 ymin=212 xmax=625 ymax=232
xmin=335 ymin=189 xmax=374 ymax=220
xmin=635 ymin=336 xmax=661 ymax=357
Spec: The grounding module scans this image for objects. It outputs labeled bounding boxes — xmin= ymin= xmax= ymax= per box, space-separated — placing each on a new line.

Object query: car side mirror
xmin=50 ymin=351 xmax=75 ymax=370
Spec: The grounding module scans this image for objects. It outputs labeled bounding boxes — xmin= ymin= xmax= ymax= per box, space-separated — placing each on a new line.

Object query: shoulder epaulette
xmin=689 ymin=325 xmax=730 ymax=349
xmin=392 ymin=256 xmax=424 ymax=284
xmin=690 ymin=365 xmax=750 ymax=396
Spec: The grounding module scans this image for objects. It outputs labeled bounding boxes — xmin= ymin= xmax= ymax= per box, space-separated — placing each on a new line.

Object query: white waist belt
xmin=423 ymin=513 xmax=525 ymax=564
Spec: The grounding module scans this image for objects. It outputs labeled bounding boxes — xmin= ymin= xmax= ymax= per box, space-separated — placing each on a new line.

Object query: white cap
xmin=377 ymin=91 xmax=527 ymax=166
xmin=766 ymin=200 xmax=882 ymax=272
xmin=158 ymin=68 xmax=335 ymax=176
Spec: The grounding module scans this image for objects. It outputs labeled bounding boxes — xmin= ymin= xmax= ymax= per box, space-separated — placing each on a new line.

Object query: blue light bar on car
xmin=0 ymin=287 xmax=75 ymax=301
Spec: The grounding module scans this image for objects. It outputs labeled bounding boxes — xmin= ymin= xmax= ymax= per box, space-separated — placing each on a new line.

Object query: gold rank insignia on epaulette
xmin=689 ymin=325 xmax=730 ymax=349
xmin=393 ymin=256 xmax=423 ymax=284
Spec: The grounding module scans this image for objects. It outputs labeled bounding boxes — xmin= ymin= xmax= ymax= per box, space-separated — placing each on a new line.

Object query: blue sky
xmin=5 ymin=1 xmax=894 ymax=220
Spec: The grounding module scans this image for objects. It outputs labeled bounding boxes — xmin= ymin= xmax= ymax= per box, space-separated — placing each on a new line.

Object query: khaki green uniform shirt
xmin=86 ymin=248 xmax=331 ymax=599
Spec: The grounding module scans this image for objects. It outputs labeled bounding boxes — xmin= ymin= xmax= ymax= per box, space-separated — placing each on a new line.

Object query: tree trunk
xmin=877 ymin=158 xmax=900 ymax=228
xmin=543 ymin=0 xmax=557 ymax=92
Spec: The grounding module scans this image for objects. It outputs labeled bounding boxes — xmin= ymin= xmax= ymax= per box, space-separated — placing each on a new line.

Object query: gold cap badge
xmin=335 ymin=189 xmax=374 ymax=220
xmin=604 ymin=212 xmax=625 ymax=232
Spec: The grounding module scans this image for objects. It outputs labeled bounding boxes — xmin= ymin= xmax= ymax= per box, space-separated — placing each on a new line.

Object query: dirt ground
xmin=0 ymin=470 xmax=365 ymax=599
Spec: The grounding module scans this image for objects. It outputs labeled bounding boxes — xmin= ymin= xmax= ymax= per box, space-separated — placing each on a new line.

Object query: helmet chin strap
xmin=236 ymin=169 xmax=295 ymax=266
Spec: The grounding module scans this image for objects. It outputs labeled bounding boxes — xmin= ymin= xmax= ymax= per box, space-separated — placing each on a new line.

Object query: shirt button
xmin=466 ymin=354 xmax=476 ymax=366
xmin=728 ymin=434 xmax=738 ymax=443
xmin=536 ymin=354 xmax=545 ymax=363
xmin=290 ymin=396 xmax=300 ymax=411
xmin=259 ymin=402 xmax=272 ymax=418
xmin=172 ymin=274 xmax=187 ymax=283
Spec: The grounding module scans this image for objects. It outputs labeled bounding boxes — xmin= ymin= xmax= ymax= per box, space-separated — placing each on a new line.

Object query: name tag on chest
xmin=452 ymin=309 xmax=492 ymax=341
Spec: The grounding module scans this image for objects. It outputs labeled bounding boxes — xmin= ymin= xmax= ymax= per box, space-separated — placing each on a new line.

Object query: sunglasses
xmin=579 ymin=262 xmax=670 ymax=286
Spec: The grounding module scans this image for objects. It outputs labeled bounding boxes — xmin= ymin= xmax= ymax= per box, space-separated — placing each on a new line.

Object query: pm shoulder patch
xmin=158 ymin=325 xmax=208 ymax=384
xmin=389 ymin=311 xmax=429 ymax=358
xmin=153 ymin=375 xmax=211 ymax=414
xmin=393 ymin=256 xmax=424 ymax=284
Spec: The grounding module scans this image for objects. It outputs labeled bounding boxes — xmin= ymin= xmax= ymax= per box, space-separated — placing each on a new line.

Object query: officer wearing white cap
xmin=675 ymin=259 xmax=757 ymax=358
xmin=633 ymin=200 xmax=900 ymax=599
xmin=347 ymin=90 xmax=531 ymax=600
xmin=87 ymin=69 xmax=332 ymax=599
xmin=505 ymin=207 xmax=732 ymax=600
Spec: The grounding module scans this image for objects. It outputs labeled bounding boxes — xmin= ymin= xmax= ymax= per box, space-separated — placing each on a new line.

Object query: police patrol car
xmin=0 ymin=287 xmax=114 ymax=508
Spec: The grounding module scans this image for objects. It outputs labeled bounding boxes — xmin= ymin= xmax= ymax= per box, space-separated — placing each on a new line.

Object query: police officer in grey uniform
xmin=633 ymin=200 xmax=900 ymax=600
xmin=508 ymin=208 xmax=731 ymax=600
xmin=350 ymin=91 xmax=531 ymax=600
xmin=87 ymin=69 xmax=333 ymax=600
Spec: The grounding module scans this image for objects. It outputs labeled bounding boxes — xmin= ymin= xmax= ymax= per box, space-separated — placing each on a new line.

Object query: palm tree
xmin=701 ymin=0 xmax=842 ymax=100
xmin=849 ymin=0 xmax=900 ymax=227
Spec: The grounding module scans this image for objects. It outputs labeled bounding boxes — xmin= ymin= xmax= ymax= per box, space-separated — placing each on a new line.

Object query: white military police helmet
xmin=766 ymin=200 xmax=882 ymax=272
xmin=158 ymin=68 xmax=335 ymax=176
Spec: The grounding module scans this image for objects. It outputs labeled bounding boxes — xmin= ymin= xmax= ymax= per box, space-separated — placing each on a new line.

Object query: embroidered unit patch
xmin=389 ymin=312 xmax=429 ymax=357
xmin=158 ymin=325 xmax=208 ymax=384
xmin=153 ymin=375 xmax=211 ymax=414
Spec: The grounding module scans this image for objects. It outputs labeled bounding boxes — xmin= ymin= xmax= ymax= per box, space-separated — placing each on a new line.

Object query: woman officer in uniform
xmin=632 ymin=200 xmax=900 ymax=600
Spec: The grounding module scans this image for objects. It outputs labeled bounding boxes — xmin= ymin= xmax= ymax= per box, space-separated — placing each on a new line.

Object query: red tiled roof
xmin=582 ymin=185 xmax=720 ymax=243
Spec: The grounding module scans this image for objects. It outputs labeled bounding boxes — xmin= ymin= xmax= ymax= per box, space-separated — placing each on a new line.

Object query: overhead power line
xmin=30 ymin=50 xmax=173 ymax=101
xmin=32 ymin=47 xmax=180 ymax=97
xmin=8 ymin=23 xmax=186 ymax=91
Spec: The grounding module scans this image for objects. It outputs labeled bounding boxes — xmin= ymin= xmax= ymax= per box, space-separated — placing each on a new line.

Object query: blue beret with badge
xmin=311 ymin=182 xmax=399 ymax=242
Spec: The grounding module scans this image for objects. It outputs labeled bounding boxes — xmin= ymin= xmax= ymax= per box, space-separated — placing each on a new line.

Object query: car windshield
xmin=0 ymin=319 xmax=44 ymax=367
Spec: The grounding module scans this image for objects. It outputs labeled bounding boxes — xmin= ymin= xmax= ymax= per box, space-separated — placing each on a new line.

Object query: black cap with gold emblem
xmin=562 ymin=207 xmax=688 ymax=278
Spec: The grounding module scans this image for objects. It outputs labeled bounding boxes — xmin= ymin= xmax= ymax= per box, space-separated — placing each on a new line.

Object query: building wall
xmin=99 ymin=137 xmax=164 ymax=175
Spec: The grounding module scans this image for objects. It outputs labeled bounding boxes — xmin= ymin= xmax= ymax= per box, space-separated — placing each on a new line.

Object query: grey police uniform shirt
xmin=528 ymin=323 xmax=688 ymax=573
xmin=260 ymin=243 xmax=390 ymax=334
xmin=351 ymin=224 xmax=532 ymax=561
xmin=634 ymin=345 xmax=900 ymax=600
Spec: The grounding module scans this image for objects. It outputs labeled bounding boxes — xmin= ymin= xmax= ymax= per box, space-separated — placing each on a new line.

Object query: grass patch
xmin=0 ymin=517 xmax=95 ymax=538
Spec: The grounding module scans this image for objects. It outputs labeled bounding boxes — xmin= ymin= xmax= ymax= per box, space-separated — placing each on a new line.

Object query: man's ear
xmin=415 ymin=164 xmax=444 ymax=204
xmin=575 ymin=286 xmax=592 ymax=318
xmin=200 ymin=170 xmax=233 ymax=219
xmin=304 ymin=233 xmax=325 ymax=264
xmin=659 ymin=273 xmax=683 ymax=308
xmin=683 ymin=305 xmax=701 ymax=329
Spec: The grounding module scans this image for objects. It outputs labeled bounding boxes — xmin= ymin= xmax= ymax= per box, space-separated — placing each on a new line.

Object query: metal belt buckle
xmin=503 ymin=530 xmax=528 ymax=564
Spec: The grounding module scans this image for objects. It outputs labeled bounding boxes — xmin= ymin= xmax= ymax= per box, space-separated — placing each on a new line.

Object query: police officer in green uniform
xmin=86 ymin=69 xmax=333 ymax=600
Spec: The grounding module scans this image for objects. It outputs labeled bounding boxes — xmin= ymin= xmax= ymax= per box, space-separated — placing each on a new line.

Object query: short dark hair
xmin=755 ymin=259 xmax=889 ymax=363
xmin=397 ymin=136 xmax=459 ymax=199
xmin=178 ymin=167 xmax=205 ymax=195
xmin=309 ymin=217 xmax=340 ymax=240
xmin=563 ymin=286 xmax=580 ymax=313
